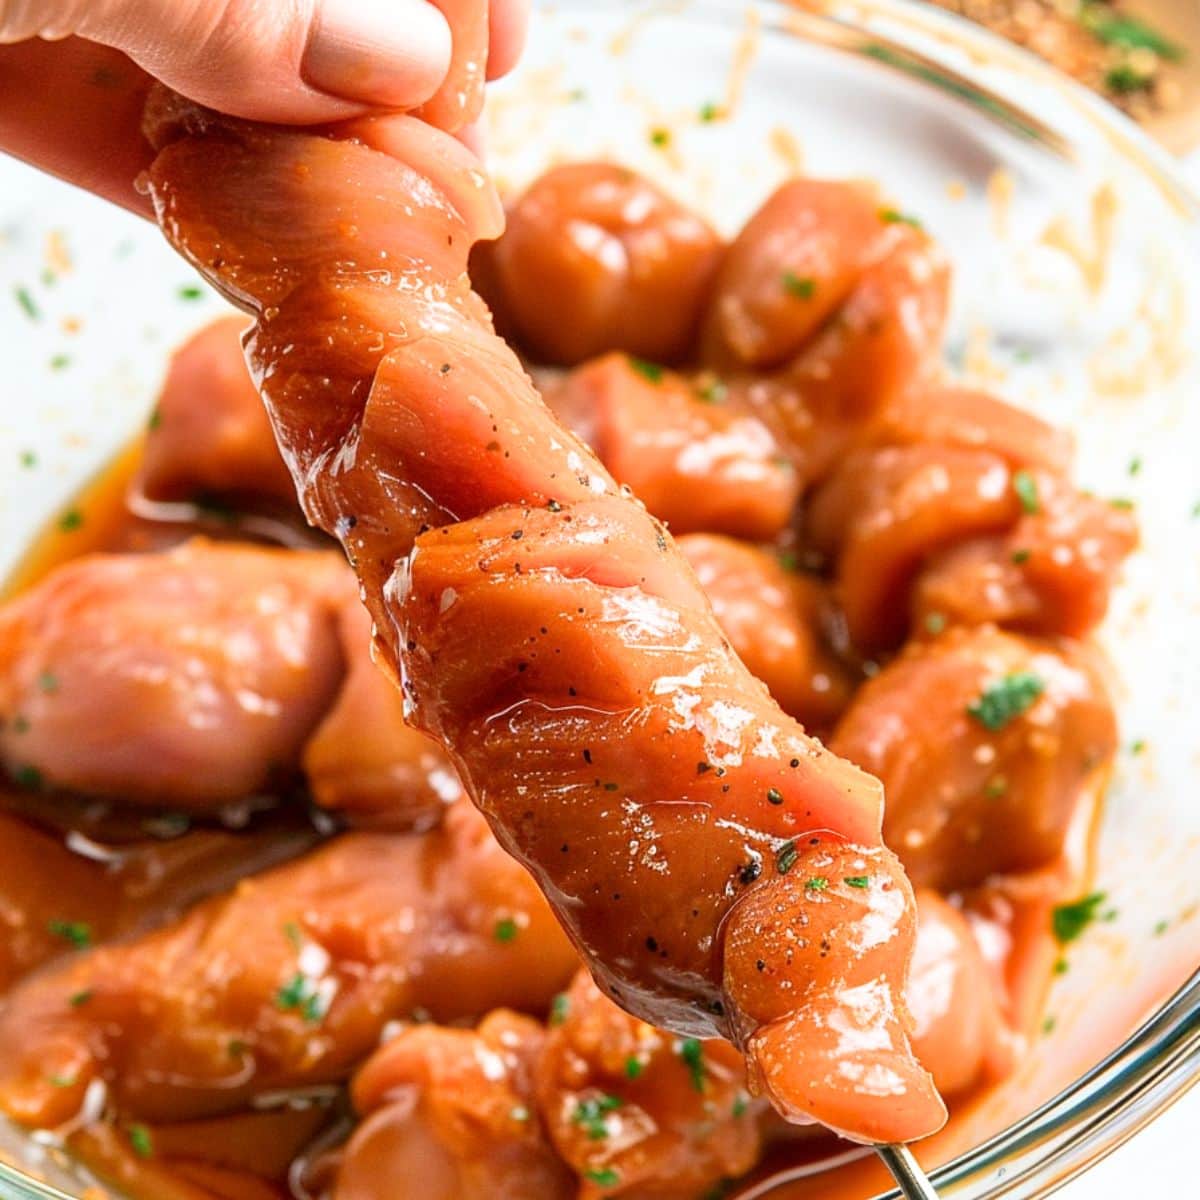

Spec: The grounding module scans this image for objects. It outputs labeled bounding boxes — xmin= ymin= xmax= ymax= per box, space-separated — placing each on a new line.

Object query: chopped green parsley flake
xmin=14 ymin=287 xmax=39 ymax=320
xmin=1130 ymin=739 xmax=1146 ymax=756
xmin=37 ymin=671 xmax=59 ymax=694
xmin=49 ymin=354 xmax=71 ymax=371
xmin=1042 ymin=1015 xmax=1057 ymax=1036
xmin=628 ymin=357 xmax=663 ymax=383
xmin=624 ymin=1056 xmax=644 ymax=1080
xmin=128 ymin=1124 xmax=154 ymax=1159
xmin=283 ymin=920 xmax=303 ymax=948
xmin=68 ymin=989 xmax=93 ymax=1007
xmin=45 ymin=925 xmax=87 ymax=962
xmin=13 ymin=764 xmax=43 ymax=791
xmin=806 ymin=876 xmax=829 ymax=891
xmin=777 ymin=550 xmax=799 ymax=573
xmin=732 ymin=1093 xmax=749 ymax=1118
xmin=782 ymin=271 xmax=816 ymax=300
xmin=649 ymin=127 xmax=671 ymax=148
xmin=843 ymin=875 xmax=870 ymax=889
xmin=924 ymin=612 xmax=947 ymax=635
xmin=275 ymin=972 xmax=326 ymax=1022
xmin=984 ymin=775 xmax=1008 ymax=799
xmin=19 ymin=450 xmax=37 ymax=469
xmin=47 ymin=920 xmax=91 ymax=948
xmin=775 ymin=840 xmax=798 ymax=875
xmin=967 ymin=672 xmax=1045 ymax=731
xmin=494 ymin=917 xmax=519 ymax=943
xmin=1052 ymin=892 xmax=1108 ymax=943
xmin=58 ymin=508 xmax=84 ymax=533
xmin=1153 ymin=919 xmax=1169 ymax=937
xmin=147 ymin=408 xmax=162 ymax=432
xmin=550 ymin=993 xmax=570 ymax=1026
xmin=694 ymin=378 xmax=727 ymax=404
xmin=585 ymin=1167 xmax=620 ymax=1188
xmin=879 ymin=207 xmax=922 ymax=229
xmin=48 ymin=1074 xmax=76 ymax=1088
xmin=177 ymin=284 xmax=204 ymax=301
xmin=1013 ymin=470 xmax=1040 ymax=514
xmin=1128 ymin=456 xmax=1142 ymax=476
xmin=1053 ymin=957 xmax=1069 ymax=976
xmin=573 ymin=1094 xmax=623 ymax=1140
xmin=228 ymin=1039 xmax=247 ymax=1058
xmin=699 ymin=102 xmax=720 ymax=122
xmin=1104 ymin=64 xmax=1152 ymax=95
xmin=1011 ymin=547 xmax=1031 ymax=565
xmin=678 ymin=1037 xmax=705 ymax=1092
xmin=1083 ymin=12 xmax=1184 ymax=59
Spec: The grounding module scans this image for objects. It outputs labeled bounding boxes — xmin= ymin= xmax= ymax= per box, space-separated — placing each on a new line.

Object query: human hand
xmin=0 ymin=0 xmax=528 ymax=210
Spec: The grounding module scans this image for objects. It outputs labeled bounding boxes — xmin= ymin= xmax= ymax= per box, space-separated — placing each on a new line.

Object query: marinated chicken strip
xmin=483 ymin=163 xmax=723 ymax=365
xmin=341 ymin=969 xmax=759 ymax=1200
xmin=137 ymin=315 xmax=294 ymax=507
xmin=339 ymin=897 xmax=1012 ymax=1200
xmin=0 ymin=808 xmax=315 ymax=992
xmin=0 ymin=540 xmax=457 ymax=827
xmin=806 ymin=387 xmax=1135 ymax=652
xmin=700 ymin=180 xmax=950 ymax=490
xmin=0 ymin=801 xmax=577 ymax=1128
xmin=535 ymin=969 xmax=761 ymax=1198
xmin=870 ymin=386 xmax=1134 ymax=640
xmin=0 ymin=540 xmax=348 ymax=807
xmin=907 ymin=890 xmax=1016 ymax=1099
xmin=678 ymin=534 xmax=853 ymax=732
xmin=303 ymin=594 xmax=462 ymax=829
xmin=831 ymin=625 xmax=1117 ymax=891
xmin=548 ymin=353 xmax=798 ymax=541
xmin=807 ymin=443 xmax=1021 ymax=654
xmin=338 ymin=1012 xmax=572 ymax=1200
xmin=911 ymin=472 xmax=1138 ymax=640
xmin=140 ymin=93 xmax=945 ymax=1143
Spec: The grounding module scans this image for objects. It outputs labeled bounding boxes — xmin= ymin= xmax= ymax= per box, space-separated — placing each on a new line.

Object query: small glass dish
xmin=0 ymin=1 xmax=1197 ymax=1196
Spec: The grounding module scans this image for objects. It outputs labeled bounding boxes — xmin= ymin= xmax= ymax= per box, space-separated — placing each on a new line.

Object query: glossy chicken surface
xmin=678 ymin=534 xmax=853 ymax=732
xmin=336 ymin=1011 xmax=573 ymax=1200
xmin=547 ymin=353 xmax=797 ymax=541
xmin=0 ymin=103 xmax=1133 ymax=1200
xmin=0 ymin=801 xmax=576 ymax=1128
xmin=0 ymin=541 xmax=348 ymax=807
xmin=483 ymin=162 xmax=723 ymax=365
xmin=0 ymin=541 xmax=456 ymax=828
xmin=139 ymin=92 xmax=945 ymax=1144
xmin=137 ymin=315 xmax=295 ymax=507
xmin=831 ymin=625 xmax=1117 ymax=891
xmin=332 ymin=890 xmax=1020 ymax=1199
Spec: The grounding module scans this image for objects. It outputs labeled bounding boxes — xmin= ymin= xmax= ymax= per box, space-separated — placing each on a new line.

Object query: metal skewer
xmin=876 ymin=1143 xmax=941 ymax=1199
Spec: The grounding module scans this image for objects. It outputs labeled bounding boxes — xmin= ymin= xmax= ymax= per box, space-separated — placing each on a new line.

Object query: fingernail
xmin=303 ymin=0 xmax=452 ymax=108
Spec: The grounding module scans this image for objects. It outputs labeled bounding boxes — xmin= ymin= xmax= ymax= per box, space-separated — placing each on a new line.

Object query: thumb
xmin=0 ymin=0 xmax=454 ymax=123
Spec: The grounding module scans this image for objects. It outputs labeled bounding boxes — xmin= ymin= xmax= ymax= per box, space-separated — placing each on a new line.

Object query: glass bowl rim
xmin=0 ymin=1 xmax=1197 ymax=1197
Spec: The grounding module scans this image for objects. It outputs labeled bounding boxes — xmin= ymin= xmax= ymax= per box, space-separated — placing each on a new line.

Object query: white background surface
xmin=1052 ymin=141 xmax=1200 ymax=1200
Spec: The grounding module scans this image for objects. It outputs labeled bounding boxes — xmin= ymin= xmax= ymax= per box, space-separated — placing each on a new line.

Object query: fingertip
xmin=486 ymin=0 xmax=531 ymax=81
xmin=304 ymin=0 xmax=453 ymax=108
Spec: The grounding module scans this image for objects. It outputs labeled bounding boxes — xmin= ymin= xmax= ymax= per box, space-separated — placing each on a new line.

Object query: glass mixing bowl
xmin=0 ymin=1 xmax=1197 ymax=1196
